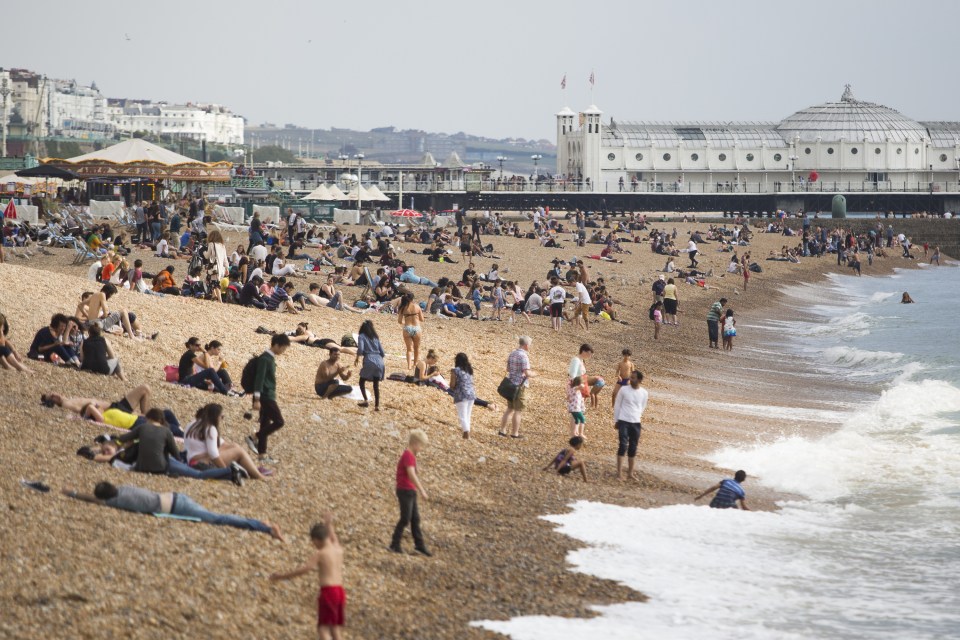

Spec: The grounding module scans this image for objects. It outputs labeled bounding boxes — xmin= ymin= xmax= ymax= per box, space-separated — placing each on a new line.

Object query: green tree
xmin=253 ymin=145 xmax=300 ymax=164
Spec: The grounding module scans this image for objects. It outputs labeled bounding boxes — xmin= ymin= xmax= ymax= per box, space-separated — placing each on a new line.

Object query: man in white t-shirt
xmin=687 ymin=238 xmax=699 ymax=268
xmin=547 ymin=276 xmax=567 ymax=332
xmin=573 ymin=274 xmax=592 ymax=330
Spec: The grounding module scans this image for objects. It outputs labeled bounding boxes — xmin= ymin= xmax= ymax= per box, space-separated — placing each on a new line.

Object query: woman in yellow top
xmin=662 ymin=278 xmax=679 ymax=326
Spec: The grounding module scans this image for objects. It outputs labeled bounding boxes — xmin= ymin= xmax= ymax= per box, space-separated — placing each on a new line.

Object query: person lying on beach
xmin=695 ymin=470 xmax=750 ymax=510
xmin=41 ymin=384 xmax=165 ymax=428
xmin=542 ymin=436 xmax=587 ymax=482
xmin=269 ymin=512 xmax=345 ymax=639
xmin=315 ymin=348 xmax=354 ymax=400
xmin=61 ymin=481 xmax=285 ymax=540
xmin=80 ymin=284 xmax=156 ymax=340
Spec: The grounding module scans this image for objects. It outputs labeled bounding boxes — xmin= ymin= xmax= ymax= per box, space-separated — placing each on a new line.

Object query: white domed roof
xmin=776 ymin=85 xmax=929 ymax=144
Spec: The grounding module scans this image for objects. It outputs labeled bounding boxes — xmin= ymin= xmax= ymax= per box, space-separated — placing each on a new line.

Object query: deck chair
xmin=354 ymin=266 xmax=374 ymax=305
xmin=71 ymin=237 xmax=98 ymax=265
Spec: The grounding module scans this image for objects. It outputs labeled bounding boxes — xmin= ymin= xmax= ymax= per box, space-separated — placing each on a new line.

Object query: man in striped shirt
xmin=695 ymin=470 xmax=750 ymax=510
xmin=266 ymin=282 xmax=299 ymax=314
xmin=706 ymin=297 xmax=727 ymax=349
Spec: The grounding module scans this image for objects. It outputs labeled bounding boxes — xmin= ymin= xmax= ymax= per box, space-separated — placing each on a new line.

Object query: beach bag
xmin=164 ymin=365 xmax=179 ymax=383
xmin=749 ymin=263 xmax=762 ymax=273
xmin=240 ymin=354 xmax=262 ymax=394
xmin=497 ymin=376 xmax=521 ymax=401
xmin=648 ymin=303 xmax=657 ymax=320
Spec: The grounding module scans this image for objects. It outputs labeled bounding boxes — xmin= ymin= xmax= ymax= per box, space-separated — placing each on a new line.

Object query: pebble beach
xmin=0 ymin=215 xmax=924 ymax=639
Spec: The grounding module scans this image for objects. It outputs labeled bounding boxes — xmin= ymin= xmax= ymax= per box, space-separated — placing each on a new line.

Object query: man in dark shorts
xmin=314 ymin=348 xmax=353 ymax=399
xmin=695 ymin=470 xmax=750 ymax=510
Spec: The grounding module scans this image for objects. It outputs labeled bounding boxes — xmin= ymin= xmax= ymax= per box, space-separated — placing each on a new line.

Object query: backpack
xmin=649 ymin=303 xmax=657 ymax=320
xmin=749 ymin=263 xmax=763 ymax=273
xmin=240 ymin=354 xmax=262 ymax=394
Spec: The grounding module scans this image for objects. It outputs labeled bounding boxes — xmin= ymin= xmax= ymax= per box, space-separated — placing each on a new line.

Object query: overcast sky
xmin=6 ymin=0 xmax=959 ymax=141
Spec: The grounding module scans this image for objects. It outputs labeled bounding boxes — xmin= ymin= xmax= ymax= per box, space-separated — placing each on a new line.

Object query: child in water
xmin=543 ymin=436 xmax=588 ymax=482
xmin=270 ymin=512 xmax=346 ymax=639
xmin=722 ymin=309 xmax=736 ymax=351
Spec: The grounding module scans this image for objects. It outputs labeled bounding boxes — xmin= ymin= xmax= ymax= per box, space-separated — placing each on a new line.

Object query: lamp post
xmin=355 ymin=153 xmax=364 ymax=217
xmin=955 ymin=156 xmax=960 ymax=191
xmin=531 ymin=154 xmax=542 ymax=187
xmin=497 ymin=155 xmax=507 ymax=179
xmin=789 ymin=155 xmax=798 ymax=190
xmin=0 ymin=74 xmax=10 ymax=158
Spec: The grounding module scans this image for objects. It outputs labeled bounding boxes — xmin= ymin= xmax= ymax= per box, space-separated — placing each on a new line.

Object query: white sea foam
xmin=473 ymin=499 xmax=960 ymax=639
xmin=708 ymin=378 xmax=960 ymax=501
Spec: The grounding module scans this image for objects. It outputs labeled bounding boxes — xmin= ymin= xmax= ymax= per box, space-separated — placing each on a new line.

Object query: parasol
xmin=389 ymin=209 xmax=423 ymax=218
xmin=3 ymin=199 xmax=17 ymax=219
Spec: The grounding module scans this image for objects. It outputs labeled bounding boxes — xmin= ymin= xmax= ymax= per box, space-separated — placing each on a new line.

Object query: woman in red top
xmin=389 ymin=430 xmax=431 ymax=556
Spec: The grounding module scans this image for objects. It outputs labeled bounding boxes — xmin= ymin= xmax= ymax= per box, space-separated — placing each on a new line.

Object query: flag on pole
xmin=560 ymin=74 xmax=567 ymax=90
xmin=589 ymin=70 xmax=595 ymax=87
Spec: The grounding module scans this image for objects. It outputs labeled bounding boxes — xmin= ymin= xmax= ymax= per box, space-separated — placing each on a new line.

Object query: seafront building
xmin=0 ymin=67 xmax=244 ymax=154
xmin=557 ymin=86 xmax=960 ymax=193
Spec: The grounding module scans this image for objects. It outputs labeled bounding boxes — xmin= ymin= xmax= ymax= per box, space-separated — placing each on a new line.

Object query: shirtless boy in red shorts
xmin=270 ymin=512 xmax=345 ymax=639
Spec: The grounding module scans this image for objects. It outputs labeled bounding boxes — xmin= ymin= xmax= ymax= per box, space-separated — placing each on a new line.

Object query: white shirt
xmin=568 ymin=356 xmax=586 ymax=379
xmin=250 ymin=244 xmax=268 ymax=263
xmin=183 ymin=423 xmax=220 ymax=462
xmin=575 ymin=281 xmax=591 ymax=304
xmin=687 ymin=240 xmax=697 ymax=252
xmin=613 ymin=384 xmax=649 ymax=423
xmin=549 ymin=285 xmax=566 ymax=304
xmin=155 ymin=239 xmax=168 ymax=257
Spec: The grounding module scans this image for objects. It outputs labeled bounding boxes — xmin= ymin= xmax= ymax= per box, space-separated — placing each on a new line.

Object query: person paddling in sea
xmin=695 ymin=470 xmax=750 ymax=510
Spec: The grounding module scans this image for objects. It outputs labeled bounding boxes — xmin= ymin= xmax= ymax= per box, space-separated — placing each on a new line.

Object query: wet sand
xmin=0 ymin=218 xmax=922 ymax=639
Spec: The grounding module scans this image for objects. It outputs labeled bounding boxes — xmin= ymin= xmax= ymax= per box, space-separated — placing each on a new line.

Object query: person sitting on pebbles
xmin=543 ymin=436 xmax=588 ymax=482
xmin=61 ymin=481 xmax=285 ymax=540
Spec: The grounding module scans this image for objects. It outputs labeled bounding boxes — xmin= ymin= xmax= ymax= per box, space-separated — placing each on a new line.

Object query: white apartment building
xmin=107 ymin=101 xmax=244 ymax=145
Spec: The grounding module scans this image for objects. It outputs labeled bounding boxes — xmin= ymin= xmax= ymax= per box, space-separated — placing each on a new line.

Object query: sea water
xmin=475 ymin=265 xmax=960 ymax=639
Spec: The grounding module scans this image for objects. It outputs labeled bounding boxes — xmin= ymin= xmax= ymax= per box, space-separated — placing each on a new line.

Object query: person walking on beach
xmin=548 ymin=277 xmax=566 ymax=332
xmin=568 ymin=343 xmax=604 ymax=408
xmin=449 ymin=352 xmax=477 ymax=439
xmin=662 ymin=278 xmax=679 ymax=326
xmin=270 ymin=512 xmax=346 ymax=640
xmin=246 ymin=334 xmax=291 ymax=465
xmin=389 ymin=430 xmax=432 ymax=556
xmin=695 ymin=470 xmax=750 ymax=510
xmin=500 ymin=336 xmax=536 ymax=438
xmin=706 ymin=297 xmax=727 ymax=349
xmin=687 ymin=237 xmax=699 ymax=268
xmin=722 ymin=309 xmax=737 ymax=351
xmin=613 ymin=370 xmax=648 ymax=482
xmin=355 ymin=320 xmax=385 ymax=411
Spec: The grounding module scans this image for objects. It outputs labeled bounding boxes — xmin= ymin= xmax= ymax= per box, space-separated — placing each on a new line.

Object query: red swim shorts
xmin=317 ymin=585 xmax=346 ymax=627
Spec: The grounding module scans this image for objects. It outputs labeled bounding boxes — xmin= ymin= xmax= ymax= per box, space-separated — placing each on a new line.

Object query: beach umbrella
xmin=808 ymin=171 xmax=819 ymax=183
xmin=16 ymin=165 xmax=80 ymax=180
xmin=389 ymin=209 xmax=423 ymax=218
xmin=3 ymin=199 xmax=17 ymax=219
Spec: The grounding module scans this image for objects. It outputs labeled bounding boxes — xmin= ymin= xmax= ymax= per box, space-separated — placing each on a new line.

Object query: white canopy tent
xmin=301 ymin=184 xmax=333 ymax=201
xmin=364 ymin=184 xmax=391 ymax=202
xmin=326 ymin=184 xmax=347 ymax=200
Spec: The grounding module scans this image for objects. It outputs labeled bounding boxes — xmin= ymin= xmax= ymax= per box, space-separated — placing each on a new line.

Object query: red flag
xmin=560 ymin=74 xmax=567 ymax=90
xmin=3 ymin=199 xmax=16 ymax=219
xmin=589 ymin=70 xmax=595 ymax=87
